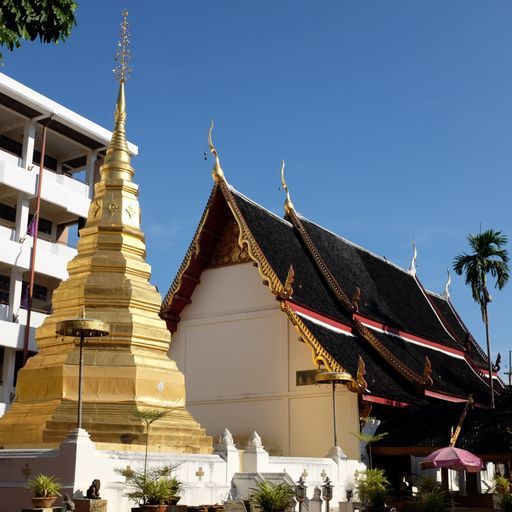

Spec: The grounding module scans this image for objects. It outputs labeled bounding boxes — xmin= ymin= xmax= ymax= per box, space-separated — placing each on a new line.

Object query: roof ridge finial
xmin=102 ymin=10 xmax=133 ymax=177
xmin=408 ymin=240 xmax=417 ymax=275
xmin=280 ymin=160 xmax=295 ymax=217
xmin=443 ymin=269 xmax=451 ymax=299
xmin=208 ymin=121 xmax=225 ymax=183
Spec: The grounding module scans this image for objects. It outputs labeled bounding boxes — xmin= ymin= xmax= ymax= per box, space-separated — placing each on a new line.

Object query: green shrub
xmin=354 ymin=468 xmax=389 ymax=508
xmin=411 ymin=488 xmax=448 ymax=512
xmin=27 ymin=474 xmax=62 ymax=498
xmin=120 ymin=466 xmax=182 ymax=506
xmin=417 ymin=476 xmax=441 ymax=493
xmin=500 ymin=493 xmax=512 ymax=512
xmin=250 ymin=481 xmax=295 ymax=512
xmin=495 ymin=476 xmax=511 ymax=496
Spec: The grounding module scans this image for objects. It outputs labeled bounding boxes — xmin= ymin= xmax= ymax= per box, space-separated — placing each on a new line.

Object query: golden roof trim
xmin=352 ymin=318 xmax=431 ymax=386
xmin=219 ymin=180 xmax=287 ymax=297
xmin=280 ymin=160 xmax=295 ymax=217
xmin=162 ymin=178 xmax=289 ymax=318
xmin=287 ymin=208 xmax=354 ymax=311
xmin=285 ymin=206 xmax=432 ymax=387
xmin=208 ymin=121 xmax=225 ymax=184
xmin=281 ymin=301 xmax=353 ymax=379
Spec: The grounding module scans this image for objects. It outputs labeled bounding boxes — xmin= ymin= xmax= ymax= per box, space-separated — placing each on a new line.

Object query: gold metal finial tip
xmin=280 ymin=160 xmax=294 ymax=216
xmin=114 ymin=9 xmax=132 ymax=83
xmin=208 ymin=121 xmax=225 ymax=183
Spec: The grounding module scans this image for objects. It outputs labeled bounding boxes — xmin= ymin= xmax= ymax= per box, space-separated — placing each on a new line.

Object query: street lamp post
xmin=321 ymin=477 xmax=333 ymax=512
xmin=295 ymin=476 xmax=307 ymax=512
xmin=56 ymin=316 xmax=109 ymax=430
xmin=315 ymin=371 xmax=352 ymax=447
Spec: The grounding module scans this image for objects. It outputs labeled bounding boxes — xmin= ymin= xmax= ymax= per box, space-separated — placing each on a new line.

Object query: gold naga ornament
xmin=0 ymin=11 xmax=212 ymax=452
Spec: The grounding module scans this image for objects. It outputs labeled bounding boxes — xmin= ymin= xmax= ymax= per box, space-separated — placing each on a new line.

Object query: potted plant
xmin=168 ymin=476 xmax=183 ymax=505
xmin=250 ymin=481 xmax=295 ymax=512
xmin=403 ymin=476 xmax=448 ymax=512
xmin=122 ymin=466 xmax=180 ymax=512
xmin=354 ymin=468 xmax=390 ymax=511
xmin=27 ymin=473 xmax=62 ymax=509
xmin=493 ymin=476 xmax=512 ymax=512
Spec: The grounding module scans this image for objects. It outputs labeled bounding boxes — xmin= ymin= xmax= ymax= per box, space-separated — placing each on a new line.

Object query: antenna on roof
xmin=408 ymin=240 xmax=417 ymax=276
xmin=442 ymin=269 xmax=451 ymax=299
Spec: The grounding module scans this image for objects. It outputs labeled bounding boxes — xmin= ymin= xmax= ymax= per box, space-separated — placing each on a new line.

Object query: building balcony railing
xmin=0 ymin=148 xmax=90 ymax=218
xmin=0 ymin=307 xmax=44 ymax=351
xmin=0 ymin=225 xmax=77 ymax=280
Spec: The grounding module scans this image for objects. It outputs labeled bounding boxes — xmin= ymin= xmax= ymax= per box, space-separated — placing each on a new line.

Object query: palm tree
xmin=453 ymin=229 xmax=509 ymax=409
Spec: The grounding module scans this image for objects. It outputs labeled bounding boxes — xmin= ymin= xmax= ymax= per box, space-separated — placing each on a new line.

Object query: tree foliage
xmin=453 ymin=229 xmax=509 ymax=322
xmin=0 ymin=0 xmax=77 ymax=60
xmin=453 ymin=228 xmax=509 ymax=409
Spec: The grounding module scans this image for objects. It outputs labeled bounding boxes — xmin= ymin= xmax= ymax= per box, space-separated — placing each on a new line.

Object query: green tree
xmin=453 ymin=229 xmax=509 ymax=409
xmin=132 ymin=408 xmax=171 ymax=481
xmin=0 ymin=0 xmax=77 ymax=60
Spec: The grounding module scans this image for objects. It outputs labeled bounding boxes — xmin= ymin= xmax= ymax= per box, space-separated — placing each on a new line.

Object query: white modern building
xmin=0 ymin=73 xmax=137 ymax=414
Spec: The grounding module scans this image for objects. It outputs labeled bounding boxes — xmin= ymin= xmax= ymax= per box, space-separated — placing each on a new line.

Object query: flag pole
xmin=22 ymin=119 xmax=51 ymax=365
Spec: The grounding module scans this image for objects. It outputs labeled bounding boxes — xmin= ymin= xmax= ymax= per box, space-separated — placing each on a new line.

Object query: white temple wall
xmin=170 ymin=263 xmax=360 ymax=461
xmin=0 ymin=429 xmax=363 ymax=510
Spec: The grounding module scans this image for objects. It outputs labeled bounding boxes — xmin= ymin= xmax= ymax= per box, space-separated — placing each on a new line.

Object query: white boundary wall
xmin=0 ymin=429 xmax=364 ymax=511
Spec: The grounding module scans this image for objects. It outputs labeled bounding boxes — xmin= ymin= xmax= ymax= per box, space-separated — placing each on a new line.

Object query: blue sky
xmin=3 ymin=1 xmax=512 ymax=376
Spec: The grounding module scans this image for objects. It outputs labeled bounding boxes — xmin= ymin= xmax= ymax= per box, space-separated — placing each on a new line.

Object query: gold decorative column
xmin=0 ymin=12 xmax=212 ymax=453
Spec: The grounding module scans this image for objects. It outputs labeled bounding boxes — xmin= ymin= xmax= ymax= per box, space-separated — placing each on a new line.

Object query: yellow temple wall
xmin=170 ymin=262 xmax=361 ymax=460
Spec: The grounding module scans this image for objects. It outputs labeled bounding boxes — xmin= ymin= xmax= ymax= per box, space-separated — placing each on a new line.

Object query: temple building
xmin=0 ymin=73 xmax=138 ymax=416
xmin=160 ymin=138 xmax=504 ymax=462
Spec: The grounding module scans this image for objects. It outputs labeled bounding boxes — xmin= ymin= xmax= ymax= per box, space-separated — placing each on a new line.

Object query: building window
xmin=27 ymin=214 xmax=52 ymax=235
xmin=0 ymin=203 xmax=16 ymax=225
xmin=0 ymin=274 xmax=9 ymax=305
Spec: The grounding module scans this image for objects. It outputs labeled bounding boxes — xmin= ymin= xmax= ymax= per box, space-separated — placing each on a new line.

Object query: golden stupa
xmin=0 ymin=13 xmax=212 ymax=453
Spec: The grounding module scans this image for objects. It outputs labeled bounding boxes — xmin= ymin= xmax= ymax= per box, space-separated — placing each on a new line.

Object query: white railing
xmin=0 ymin=235 xmax=76 ymax=280
xmin=0 ymin=223 xmax=16 ymax=242
xmin=0 ymin=150 xmax=90 ymax=217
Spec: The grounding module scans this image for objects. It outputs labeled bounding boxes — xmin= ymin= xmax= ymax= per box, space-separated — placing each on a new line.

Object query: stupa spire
xmin=0 ymin=11 xmax=212 ymax=453
xmin=102 ymin=10 xmax=133 ymax=179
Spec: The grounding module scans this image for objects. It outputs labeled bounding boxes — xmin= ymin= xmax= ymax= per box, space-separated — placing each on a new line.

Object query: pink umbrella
xmin=420 ymin=446 xmax=484 ymax=473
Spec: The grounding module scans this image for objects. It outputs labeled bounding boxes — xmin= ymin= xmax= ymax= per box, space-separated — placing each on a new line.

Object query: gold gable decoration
xmin=209 ymin=218 xmax=251 ymax=267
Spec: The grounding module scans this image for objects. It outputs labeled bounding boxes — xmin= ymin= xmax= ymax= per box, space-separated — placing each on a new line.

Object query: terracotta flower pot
xmin=32 ymin=496 xmax=58 ymax=508
xmin=141 ymin=505 xmax=167 ymax=512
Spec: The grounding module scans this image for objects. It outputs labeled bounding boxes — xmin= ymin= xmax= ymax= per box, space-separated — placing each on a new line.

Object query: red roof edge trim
xmin=424 ymin=390 xmax=469 ymax=403
xmin=480 ymin=369 xmax=499 ymax=378
xmin=285 ymin=301 xmax=353 ymax=335
xmin=353 ymin=314 xmax=465 ymax=357
xmin=362 ymin=395 xmax=409 ymax=408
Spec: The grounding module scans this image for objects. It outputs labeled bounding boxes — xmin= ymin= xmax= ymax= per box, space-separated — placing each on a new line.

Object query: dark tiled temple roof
xmin=162 ymin=180 xmax=498 ymax=408
xmin=300 ymin=218 xmax=463 ymax=351
xmin=300 ymin=316 xmax=421 ymax=405
xmin=231 ymin=190 xmax=353 ymax=324
xmin=427 ymin=291 xmax=488 ymax=370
